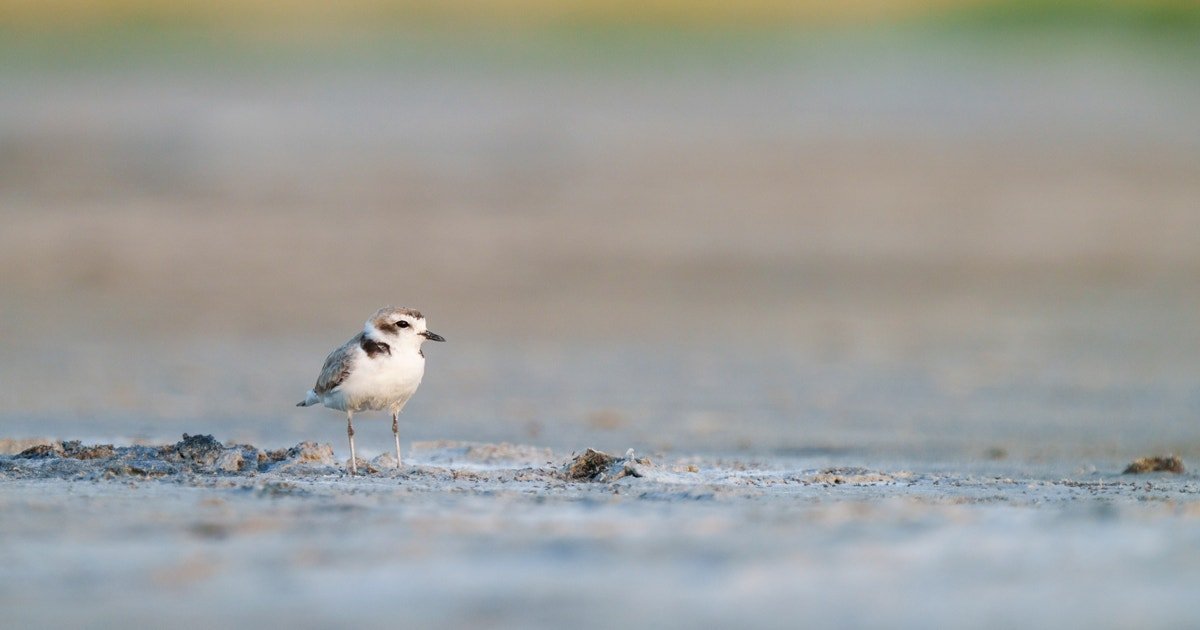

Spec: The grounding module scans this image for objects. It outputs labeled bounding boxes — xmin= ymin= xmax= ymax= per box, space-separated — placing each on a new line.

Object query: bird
xmin=297 ymin=306 xmax=445 ymax=475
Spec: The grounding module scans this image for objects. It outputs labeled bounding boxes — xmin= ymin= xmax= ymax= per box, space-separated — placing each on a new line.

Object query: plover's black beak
xmin=420 ymin=330 xmax=446 ymax=342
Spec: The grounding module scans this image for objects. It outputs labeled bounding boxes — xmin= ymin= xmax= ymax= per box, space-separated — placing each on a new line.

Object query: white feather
xmin=320 ymin=344 xmax=425 ymax=413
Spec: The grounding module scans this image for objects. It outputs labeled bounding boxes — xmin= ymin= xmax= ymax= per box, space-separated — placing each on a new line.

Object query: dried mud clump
xmin=567 ymin=449 xmax=615 ymax=480
xmin=287 ymin=442 xmax=336 ymax=464
xmin=564 ymin=448 xmax=651 ymax=482
xmin=61 ymin=441 xmax=115 ymax=460
xmin=263 ymin=442 xmax=336 ymax=473
xmin=1123 ymin=456 xmax=1185 ymax=475
xmin=262 ymin=449 xmax=290 ymax=464
xmin=109 ymin=459 xmax=178 ymax=477
xmin=161 ymin=434 xmax=263 ymax=473
xmin=262 ymin=442 xmax=334 ymax=466
xmin=16 ymin=444 xmax=61 ymax=459
xmin=17 ymin=441 xmax=118 ymax=460
xmin=0 ymin=434 xmax=342 ymax=479
xmin=808 ymin=467 xmax=906 ymax=485
xmin=169 ymin=434 xmax=226 ymax=466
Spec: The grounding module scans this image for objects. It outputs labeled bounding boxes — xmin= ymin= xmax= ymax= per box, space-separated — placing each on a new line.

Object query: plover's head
xmin=365 ymin=306 xmax=445 ymax=346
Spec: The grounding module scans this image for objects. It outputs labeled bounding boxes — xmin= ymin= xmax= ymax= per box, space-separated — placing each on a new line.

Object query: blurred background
xmin=2 ymin=0 xmax=1198 ymax=460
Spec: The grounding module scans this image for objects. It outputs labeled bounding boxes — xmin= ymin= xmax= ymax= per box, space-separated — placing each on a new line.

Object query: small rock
xmin=173 ymin=434 xmax=225 ymax=466
xmin=1123 ymin=455 xmax=1185 ymax=475
xmin=567 ymin=448 xmax=616 ymax=480
xmin=565 ymin=448 xmax=652 ymax=482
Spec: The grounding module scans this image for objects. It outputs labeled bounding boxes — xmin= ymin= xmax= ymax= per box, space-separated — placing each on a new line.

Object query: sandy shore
xmin=2 ymin=435 xmax=1198 ymax=629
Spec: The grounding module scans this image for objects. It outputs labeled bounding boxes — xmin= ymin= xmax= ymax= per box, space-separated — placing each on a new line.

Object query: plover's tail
xmin=296 ymin=390 xmax=319 ymax=407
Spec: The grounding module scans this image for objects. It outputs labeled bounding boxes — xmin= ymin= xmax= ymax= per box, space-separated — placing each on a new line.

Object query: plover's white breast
xmin=323 ymin=346 xmax=425 ymax=413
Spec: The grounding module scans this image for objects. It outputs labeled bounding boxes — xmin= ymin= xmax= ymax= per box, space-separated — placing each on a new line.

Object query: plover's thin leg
xmin=346 ymin=411 xmax=357 ymax=475
xmin=392 ymin=411 xmax=402 ymax=468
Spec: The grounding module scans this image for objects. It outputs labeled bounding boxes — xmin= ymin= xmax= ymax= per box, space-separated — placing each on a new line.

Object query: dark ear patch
xmin=376 ymin=321 xmax=398 ymax=334
xmin=361 ymin=338 xmax=392 ymax=358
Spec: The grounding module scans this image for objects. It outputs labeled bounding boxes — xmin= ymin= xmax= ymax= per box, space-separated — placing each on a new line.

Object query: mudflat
xmin=2 ymin=435 xmax=1198 ymax=629
xmin=3 ymin=34 xmax=1199 ymax=628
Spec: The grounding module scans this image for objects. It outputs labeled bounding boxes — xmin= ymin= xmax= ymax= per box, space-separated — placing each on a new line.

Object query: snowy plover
xmin=297 ymin=306 xmax=445 ymax=474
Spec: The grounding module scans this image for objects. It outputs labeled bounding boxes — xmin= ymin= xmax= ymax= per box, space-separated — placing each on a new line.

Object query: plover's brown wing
xmin=313 ymin=333 xmax=361 ymax=395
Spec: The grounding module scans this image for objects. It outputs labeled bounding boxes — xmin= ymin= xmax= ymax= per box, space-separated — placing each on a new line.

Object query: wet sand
xmin=2 ymin=436 xmax=1198 ymax=629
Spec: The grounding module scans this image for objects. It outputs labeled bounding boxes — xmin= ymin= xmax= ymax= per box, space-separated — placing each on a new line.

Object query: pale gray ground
xmin=2 ymin=438 xmax=1199 ymax=629
xmin=2 ymin=33 xmax=1200 ymax=628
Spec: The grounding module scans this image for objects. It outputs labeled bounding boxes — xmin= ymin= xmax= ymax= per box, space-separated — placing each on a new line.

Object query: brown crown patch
xmin=370 ymin=306 xmax=423 ymax=325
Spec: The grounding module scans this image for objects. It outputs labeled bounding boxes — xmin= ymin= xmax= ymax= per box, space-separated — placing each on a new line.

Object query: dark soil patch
xmin=1123 ymin=456 xmax=1185 ymax=474
xmin=567 ymin=449 xmax=617 ymax=480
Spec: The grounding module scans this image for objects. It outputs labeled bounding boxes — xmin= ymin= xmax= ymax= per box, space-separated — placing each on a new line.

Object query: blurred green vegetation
xmin=2 ymin=0 xmax=1197 ymax=32
xmin=940 ymin=0 xmax=1200 ymax=31
xmin=0 ymin=0 xmax=1196 ymax=69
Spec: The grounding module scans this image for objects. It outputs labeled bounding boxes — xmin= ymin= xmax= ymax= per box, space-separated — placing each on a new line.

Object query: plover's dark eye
xmin=396 ymin=321 xmax=410 ymax=329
